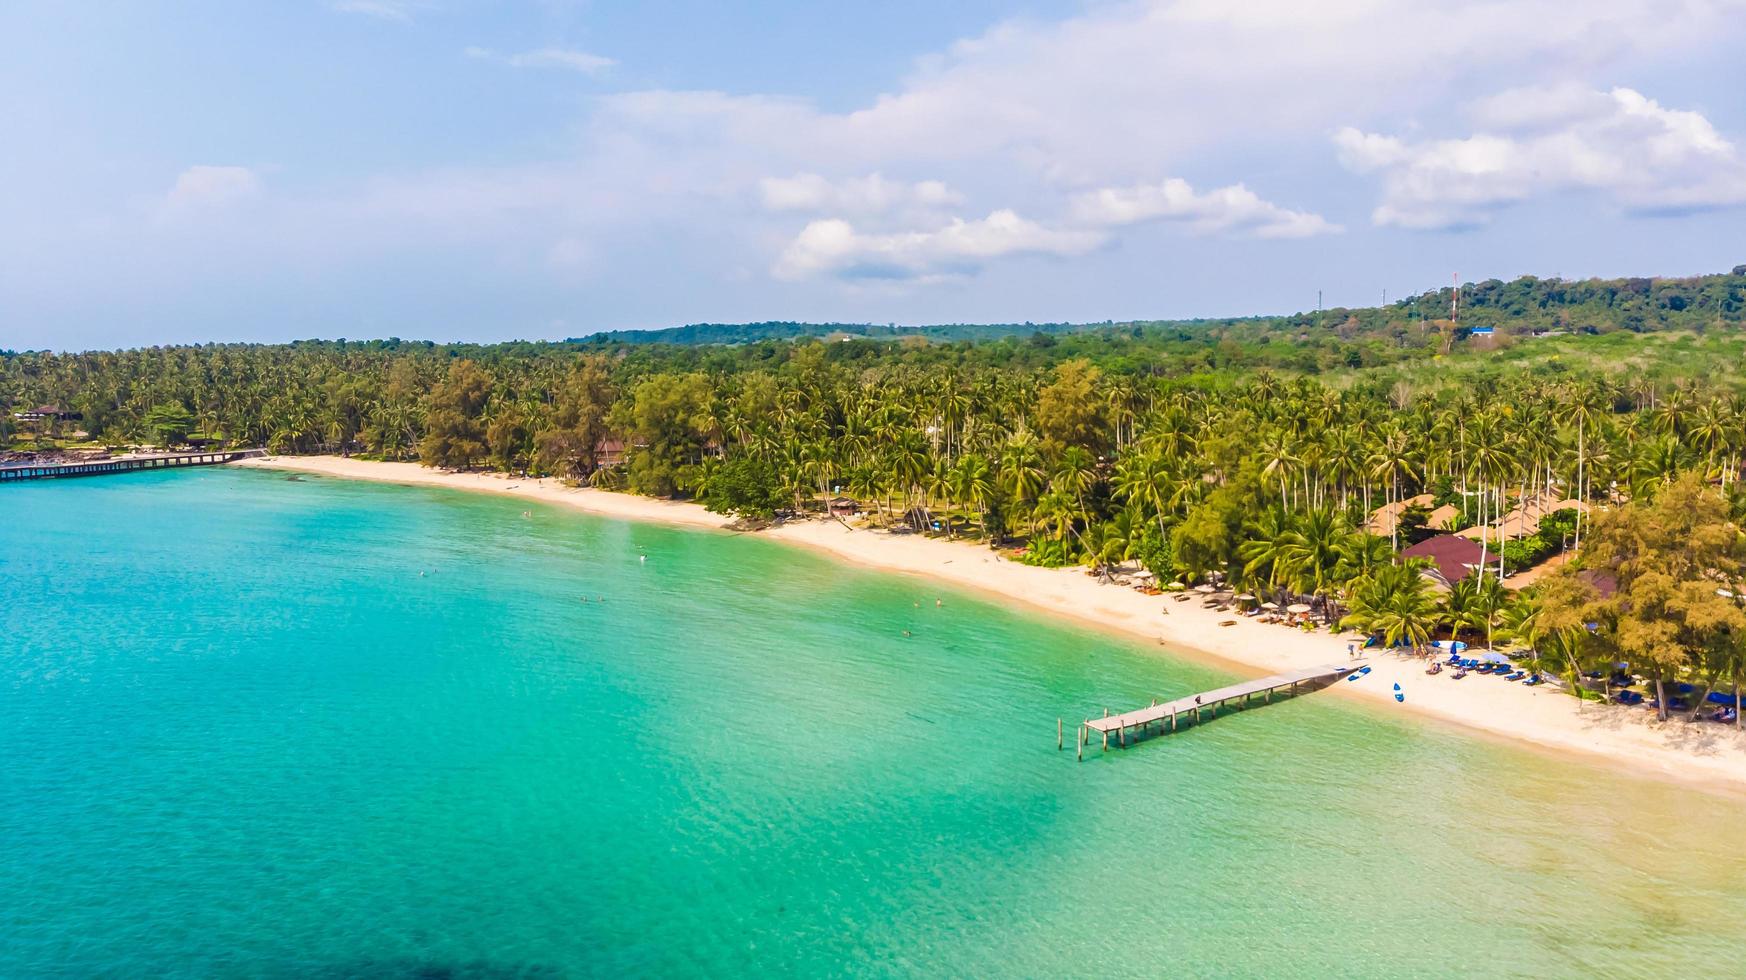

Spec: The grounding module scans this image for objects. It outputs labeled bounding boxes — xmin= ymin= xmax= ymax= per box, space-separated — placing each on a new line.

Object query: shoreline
xmin=235 ymin=455 xmax=1746 ymax=794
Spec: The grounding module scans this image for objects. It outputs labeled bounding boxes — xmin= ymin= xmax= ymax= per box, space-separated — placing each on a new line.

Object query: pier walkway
xmin=0 ymin=448 xmax=265 ymax=482
xmin=1070 ymin=663 xmax=1354 ymax=759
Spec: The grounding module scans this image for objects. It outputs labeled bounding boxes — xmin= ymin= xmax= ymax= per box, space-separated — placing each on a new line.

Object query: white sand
xmin=237 ymin=455 xmax=1746 ymax=792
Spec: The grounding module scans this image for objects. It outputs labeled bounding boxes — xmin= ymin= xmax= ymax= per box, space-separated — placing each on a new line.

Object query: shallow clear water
xmin=2 ymin=468 xmax=1744 ymax=977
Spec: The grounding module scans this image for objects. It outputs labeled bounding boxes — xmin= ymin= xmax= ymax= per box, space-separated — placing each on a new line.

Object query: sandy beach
xmin=237 ymin=455 xmax=1746 ymax=792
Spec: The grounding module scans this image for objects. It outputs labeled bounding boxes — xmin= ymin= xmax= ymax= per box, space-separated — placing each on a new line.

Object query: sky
xmin=4 ymin=0 xmax=1746 ymax=351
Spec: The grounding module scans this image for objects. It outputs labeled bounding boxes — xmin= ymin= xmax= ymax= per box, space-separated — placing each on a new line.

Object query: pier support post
xmin=1058 ymin=718 xmax=1063 ymax=751
xmin=1077 ymin=725 xmax=1084 ymax=762
xmin=1102 ymin=728 xmax=1108 ymax=752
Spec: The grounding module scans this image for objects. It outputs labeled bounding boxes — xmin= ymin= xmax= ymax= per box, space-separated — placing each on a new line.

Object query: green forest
xmin=584 ymin=265 xmax=1746 ymax=346
xmin=8 ymin=266 xmax=1746 ymax=717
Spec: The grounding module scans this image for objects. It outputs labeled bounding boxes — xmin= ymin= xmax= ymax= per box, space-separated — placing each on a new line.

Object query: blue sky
xmin=4 ymin=0 xmax=1745 ymax=350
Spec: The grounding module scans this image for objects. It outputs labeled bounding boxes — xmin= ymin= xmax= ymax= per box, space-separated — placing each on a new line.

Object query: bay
xmin=2 ymin=468 xmax=1743 ymax=977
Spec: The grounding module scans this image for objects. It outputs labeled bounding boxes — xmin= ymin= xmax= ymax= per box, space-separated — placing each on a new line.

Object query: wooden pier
xmin=1070 ymin=663 xmax=1355 ymax=759
xmin=0 ymin=448 xmax=265 ymax=482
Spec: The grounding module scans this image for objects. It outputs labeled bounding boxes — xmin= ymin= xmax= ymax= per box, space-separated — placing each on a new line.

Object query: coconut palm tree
xmin=1342 ymin=563 xmax=1440 ymax=654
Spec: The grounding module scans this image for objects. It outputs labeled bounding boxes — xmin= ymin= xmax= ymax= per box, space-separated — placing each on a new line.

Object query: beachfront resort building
xmin=11 ymin=404 xmax=82 ymax=423
xmin=1401 ymin=534 xmax=1486 ymax=589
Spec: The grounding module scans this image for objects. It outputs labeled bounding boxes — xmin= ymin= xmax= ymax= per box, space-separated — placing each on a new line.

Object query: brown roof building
xmin=1401 ymin=534 xmax=1486 ymax=587
xmin=1577 ymin=568 xmax=1619 ymax=598
xmin=1365 ymin=493 xmax=1435 ymax=536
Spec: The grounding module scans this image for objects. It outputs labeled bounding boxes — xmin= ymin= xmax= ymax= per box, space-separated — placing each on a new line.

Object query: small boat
xmin=1346 ymin=665 xmax=1373 ymax=683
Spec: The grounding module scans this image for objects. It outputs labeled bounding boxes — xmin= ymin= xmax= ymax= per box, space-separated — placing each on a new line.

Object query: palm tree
xmin=999 ymin=434 xmax=1046 ymax=535
xmin=1032 ymin=487 xmax=1083 ymax=549
xmin=1052 ymin=446 xmax=1098 ymax=511
xmin=1342 ymin=563 xmax=1440 ymax=654
xmin=950 ymin=454 xmax=996 ymax=542
xmin=1367 ymin=425 xmax=1419 ymax=552
xmin=1257 ymin=428 xmax=1301 ymax=509
xmin=1239 ymin=508 xmax=1296 ymax=600
xmin=1281 ymin=507 xmax=1347 ymax=618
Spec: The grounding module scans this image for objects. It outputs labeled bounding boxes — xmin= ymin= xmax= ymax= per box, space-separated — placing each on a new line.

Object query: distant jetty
xmin=0 ymin=448 xmax=265 ymax=482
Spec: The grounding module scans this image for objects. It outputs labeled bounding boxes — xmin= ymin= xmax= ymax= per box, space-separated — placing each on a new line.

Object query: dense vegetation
xmin=8 ymin=266 xmax=1746 ymax=717
xmin=576 ymin=319 xmax=1115 ymax=346
xmin=579 ymin=266 xmax=1746 ymax=347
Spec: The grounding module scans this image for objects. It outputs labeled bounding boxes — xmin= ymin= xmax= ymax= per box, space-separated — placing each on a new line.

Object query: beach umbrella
xmin=1260 ymin=601 xmax=1279 ymax=610
xmin=1235 ymin=593 xmax=1257 ymax=601
xmin=1286 ymin=603 xmax=1312 ymax=614
xmin=1195 ymin=583 xmax=1217 ymax=594
xmin=1165 ymin=580 xmax=1186 ymax=590
xmin=1475 ymin=651 xmax=1512 ymax=665
xmin=1134 ymin=570 xmax=1154 ymax=581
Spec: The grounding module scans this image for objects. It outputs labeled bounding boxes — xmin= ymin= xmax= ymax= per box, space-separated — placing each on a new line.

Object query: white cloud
xmin=1337 ymin=86 xmax=1746 ymax=229
xmin=758 ymin=173 xmax=962 ymax=214
xmin=773 ymin=210 xmax=1106 ymax=282
xmin=1332 ymin=130 xmax=1409 ymax=173
xmin=1070 ymin=178 xmax=1340 ymax=238
xmin=41 ymin=0 xmax=1746 ymax=320
xmin=465 ymin=46 xmax=615 ymax=75
xmin=164 ymin=166 xmax=260 ymax=210
xmin=576 ymin=0 xmax=1745 ymax=278
xmin=585 ymin=0 xmax=1743 ymax=184
xmin=330 ymin=0 xmax=424 ymax=22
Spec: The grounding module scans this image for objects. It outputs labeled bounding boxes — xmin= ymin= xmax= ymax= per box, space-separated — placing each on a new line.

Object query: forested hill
xmin=571 ymin=319 xmax=1119 ymax=346
xmin=1392 ymin=265 xmax=1746 ymax=333
xmin=576 ymin=266 xmax=1746 ymax=347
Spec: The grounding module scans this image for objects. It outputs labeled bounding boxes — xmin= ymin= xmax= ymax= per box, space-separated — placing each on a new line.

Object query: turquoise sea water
xmin=3 ymin=468 xmax=1746 ymax=977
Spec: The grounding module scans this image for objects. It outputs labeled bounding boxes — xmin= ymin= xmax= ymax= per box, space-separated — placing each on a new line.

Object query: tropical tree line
xmin=11 ymin=329 xmax=1746 ymax=715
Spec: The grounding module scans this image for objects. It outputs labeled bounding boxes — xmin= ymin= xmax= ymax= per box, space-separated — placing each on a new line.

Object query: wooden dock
xmin=1069 ymin=663 xmax=1354 ymax=759
xmin=0 ymin=448 xmax=265 ymax=482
